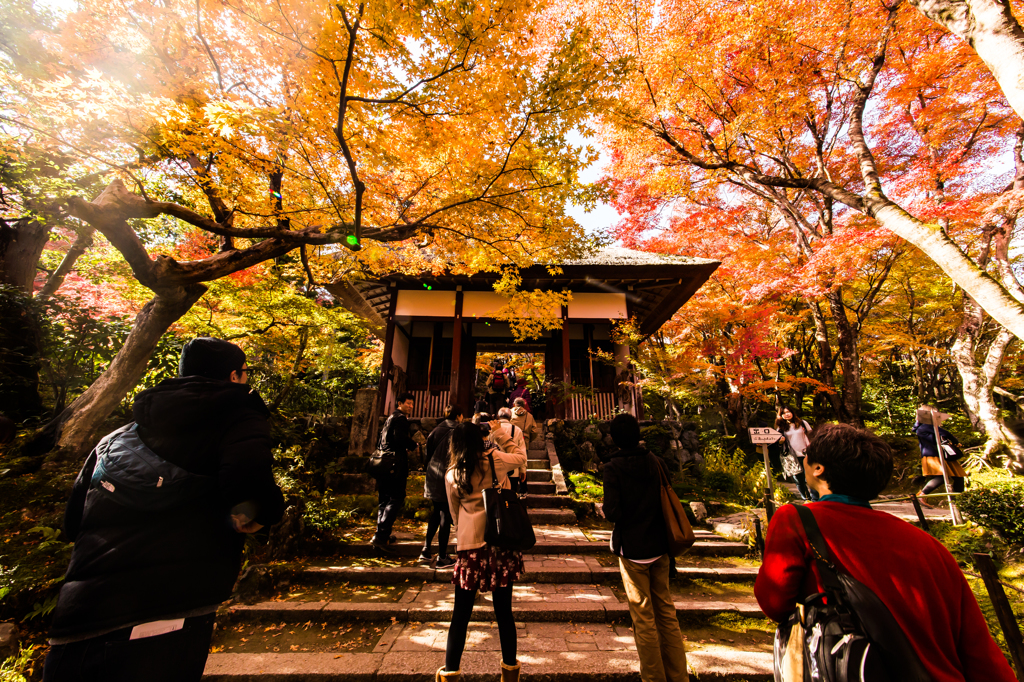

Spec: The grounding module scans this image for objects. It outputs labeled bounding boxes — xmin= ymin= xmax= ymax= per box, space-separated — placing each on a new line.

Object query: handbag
xmin=365 ymin=449 xmax=397 ymax=479
xmin=941 ymin=438 xmax=963 ymax=461
xmin=655 ymin=454 xmax=696 ymax=555
xmin=365 ymin=414 xmax=399 ymax=479
xmin=482 ymin=450 xmax=536 ymax=551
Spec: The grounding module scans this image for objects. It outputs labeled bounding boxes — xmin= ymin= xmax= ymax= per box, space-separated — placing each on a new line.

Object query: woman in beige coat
xmin=437 ymin=422 xmax=527 ymax=682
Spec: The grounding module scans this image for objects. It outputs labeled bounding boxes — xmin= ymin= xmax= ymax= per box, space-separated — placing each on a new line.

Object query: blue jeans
xmin=43 ymin=613 xmax=215 ymax=682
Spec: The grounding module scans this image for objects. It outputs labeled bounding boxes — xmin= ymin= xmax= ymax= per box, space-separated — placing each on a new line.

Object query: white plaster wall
xmin=567 ymin=293 xmax=627 ymax=319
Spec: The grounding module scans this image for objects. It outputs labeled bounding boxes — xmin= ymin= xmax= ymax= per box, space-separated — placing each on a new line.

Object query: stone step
xmin=205 ymin=622 xmax=773 ymax=680
xmin=528 ymin=508 xmax=577 ymax=524
xmin=310 ymin=530 xmax=746 ymax=558
xmin=529 ymin=440 xmax=545 ymax=450
xmin=526 ymin=459 xmax=550 ymax=470
xmin=526 ymin=470 xmax=552 ymax=482
xmin=297 ymin=562 xmax=758 ymax=586
xmin=527 ymin=448 xmax=547 ymax=458
xmin=223 ymin=597 xmax=764 ymax=625
xmin=527 ymin=482 xmax=555 ymax=494
xmin=523 ymin=494 xmax=573 ymax=509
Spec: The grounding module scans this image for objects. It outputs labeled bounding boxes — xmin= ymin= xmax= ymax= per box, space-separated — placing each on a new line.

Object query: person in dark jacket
xmin=43 ymin=337 xmax=284 ymax=682
xmin=421 ymin=405 xmax=463 ymax=567
xmin=602 ymin=413 xmax=688 ymax=682
xmin=913 ymin=405 xmax=966 ymax=506
xmin=371 ymin=392 xmax=418 ymax=549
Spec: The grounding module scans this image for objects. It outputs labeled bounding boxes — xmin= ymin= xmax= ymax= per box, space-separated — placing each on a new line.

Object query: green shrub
xmin=568 ymin=472 xmax=604 ymax=502
xmin=959 ymin=480 xmax=1024 ymax=545
xmin=931 ymin=521 xmax=1008 ymax=566
xmin=302 ymin=497 xmax=353 ymax=536
xmin=704 ymin=471 xmax=737 ymax=492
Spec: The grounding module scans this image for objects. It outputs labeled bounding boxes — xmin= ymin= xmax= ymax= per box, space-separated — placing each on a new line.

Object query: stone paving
xmin=205 ymin=426 xmax=774 ymax=680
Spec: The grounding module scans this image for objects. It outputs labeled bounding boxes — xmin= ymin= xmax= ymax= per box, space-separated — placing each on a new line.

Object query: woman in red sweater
xmin=755 ymin=423 xmax=1015 ymax=682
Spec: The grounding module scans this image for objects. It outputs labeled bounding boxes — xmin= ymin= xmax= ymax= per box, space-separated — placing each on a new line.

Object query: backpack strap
xmin=487 ymin=450 xmax=500 ymax=488
xmin=795 ymin=505 xmax=852 ymax=607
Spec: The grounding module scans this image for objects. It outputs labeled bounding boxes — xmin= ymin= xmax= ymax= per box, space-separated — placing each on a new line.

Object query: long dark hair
xmin=775 ymin=404 xmax=807 ymax=433
xmin=449 ymin=422 xmax=486 ymax=498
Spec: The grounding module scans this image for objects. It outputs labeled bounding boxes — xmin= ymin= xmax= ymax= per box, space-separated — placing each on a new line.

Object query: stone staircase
xmin=202 ymin=426 xmax=773 ymax=680
xmin=524 ymin=430 xmax=576 ymax=526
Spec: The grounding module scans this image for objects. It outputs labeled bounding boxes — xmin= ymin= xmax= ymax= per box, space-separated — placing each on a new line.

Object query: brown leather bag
xmin=655 ymin=455 xmax=696 ymax=554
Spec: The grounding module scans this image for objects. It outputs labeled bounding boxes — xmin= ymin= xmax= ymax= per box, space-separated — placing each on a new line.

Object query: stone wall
xmin=546 ymin=418 xmax=703 ymax=473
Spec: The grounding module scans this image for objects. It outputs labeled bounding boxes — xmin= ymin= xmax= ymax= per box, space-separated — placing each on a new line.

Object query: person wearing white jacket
xmin=438 ymin=422 xmax=526 ymax=682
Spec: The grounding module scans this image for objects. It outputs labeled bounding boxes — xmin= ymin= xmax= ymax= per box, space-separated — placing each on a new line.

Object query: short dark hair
xmin=445 ymin=405 xmax=463 ymax=420
xmin=396 ymin=392 xmax=415 ymax=404
xmin=179 ymin=337 xmax=246 ymax=381
xmin=610 ymin=413 xmax=641 ymax=449
xmin=805 ymin=423 xmax=893 ymax=499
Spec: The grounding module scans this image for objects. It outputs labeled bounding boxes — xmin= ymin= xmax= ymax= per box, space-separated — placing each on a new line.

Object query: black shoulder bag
xmin=482 ymin=449 xmax=536 ymax=551
xmin=774 ymin=505 xmax=931 ymax=682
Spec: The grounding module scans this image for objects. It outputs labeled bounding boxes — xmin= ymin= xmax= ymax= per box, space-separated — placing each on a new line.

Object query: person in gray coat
xmin=421 ymin=405 xmax=463 ymax=567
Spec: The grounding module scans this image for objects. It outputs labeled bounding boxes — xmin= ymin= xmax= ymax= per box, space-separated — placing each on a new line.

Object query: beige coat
xmin=491 ymin=418 xmax=528 ymax=479
xmin=509 ymin=406 xmax=539 ymax=443
xmin=445 ymin=428 xmax=527 ymax=551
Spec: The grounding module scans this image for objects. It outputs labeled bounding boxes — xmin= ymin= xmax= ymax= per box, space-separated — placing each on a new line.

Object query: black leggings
xmin=921 ymin=476 xmax=964 ymax=495
xmin=424 ymin=501 xmax=452 ymax=556
xmin=444 ymin=585 xmax=516 ymax=671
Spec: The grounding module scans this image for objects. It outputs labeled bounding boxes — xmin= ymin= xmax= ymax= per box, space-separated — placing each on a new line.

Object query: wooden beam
xmin=376 ymin=284 xmax=399 ymax=417
xmin=450 ymin=288 xmax=463 ymax=406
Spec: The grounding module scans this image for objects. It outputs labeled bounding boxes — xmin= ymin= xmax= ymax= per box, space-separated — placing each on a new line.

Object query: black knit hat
xmin=178 ymin=337 xmax=246 ymax=380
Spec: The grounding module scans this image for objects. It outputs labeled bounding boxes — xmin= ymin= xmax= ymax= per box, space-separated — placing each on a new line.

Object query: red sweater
xmin=755 ymin=502 xmax=1015 ymax=682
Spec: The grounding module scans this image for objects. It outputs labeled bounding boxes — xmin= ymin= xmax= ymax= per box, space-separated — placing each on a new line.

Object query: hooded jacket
xmin=424 ymin=418 xmax=458 ymax=500
xmin=602 ymin=446 xmax=670 ymax=560
xmin=49 ymin=377 xmax=284 ymax=642
xmin=509 ymin=406 xmax=538 ymax=443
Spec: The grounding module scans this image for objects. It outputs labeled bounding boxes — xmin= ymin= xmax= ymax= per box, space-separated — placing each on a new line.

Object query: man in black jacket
xmin=421 ymin=405 xmax=462 ymax=566
xmin=43 ymin=337 xmax=284 ymax=682
xmin=602 ymin=413 xmax=689 ymax=682
xmin=371 ymin=391 xmax=417 ymax=549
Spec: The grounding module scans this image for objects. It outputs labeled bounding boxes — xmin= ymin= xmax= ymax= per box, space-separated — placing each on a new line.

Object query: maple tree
xmin=0 ymin=0 xmax=613 ymax=458
xmin=572 ymin=0 xmax=1024 ymax=462
xmin=578 ymin=0 xmax=1024 ymax=344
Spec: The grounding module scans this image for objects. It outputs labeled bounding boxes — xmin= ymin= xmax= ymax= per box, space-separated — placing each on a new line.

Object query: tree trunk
xmin=911 ymin=0 xmax=1024 ymax=123
xmin=952 ymin=324 xmax=1024 ymax=468
xmin=824 ymin=288 xmax=863 ymax=425
xmin=805 ymin=299 xmax=846 ymax=420
xmin=36 ymin=224 xmax=95 ymax=299
xmin=868 ymin=201 xmax=1024 ymax=342
xmin=47 ymin=284 xmax=206 ymax=460
xmin=0 ymin=218 xmax=51 ymax=419
xmin=271 ymin=327 xmax=309 ymax=410
xmin=0 ymin=217 xmax=49 ymax=292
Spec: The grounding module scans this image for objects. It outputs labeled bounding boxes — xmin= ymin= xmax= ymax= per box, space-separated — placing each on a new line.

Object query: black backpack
xmin=774 ymin=505 xmax=931 ymax=682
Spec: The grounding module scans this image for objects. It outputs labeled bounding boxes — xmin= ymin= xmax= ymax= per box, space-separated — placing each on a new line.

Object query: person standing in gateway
xmin=372 ymin=392 xmax=418 ymax=549
xmin=43 ymin=337 xmax=284 ymax=682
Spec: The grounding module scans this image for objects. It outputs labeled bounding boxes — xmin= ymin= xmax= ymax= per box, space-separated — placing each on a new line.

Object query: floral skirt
xmin=452 ymin=546 xmax=524 ymax=592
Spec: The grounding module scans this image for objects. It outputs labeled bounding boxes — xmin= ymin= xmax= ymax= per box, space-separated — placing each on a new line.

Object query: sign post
xmin=929 ymin=407 xmax=963 ymax=526
xmin=748 ymin=427 xmax=782 ymax=501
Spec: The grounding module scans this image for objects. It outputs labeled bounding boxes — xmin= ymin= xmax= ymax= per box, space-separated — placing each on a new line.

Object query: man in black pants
xmin=371 ymin=392 xmax=417 ymax=549
xmin=421 ymin=405 xmax=462 ymax=566
xmin=43 ymin=337 xmax=284 ymax=682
